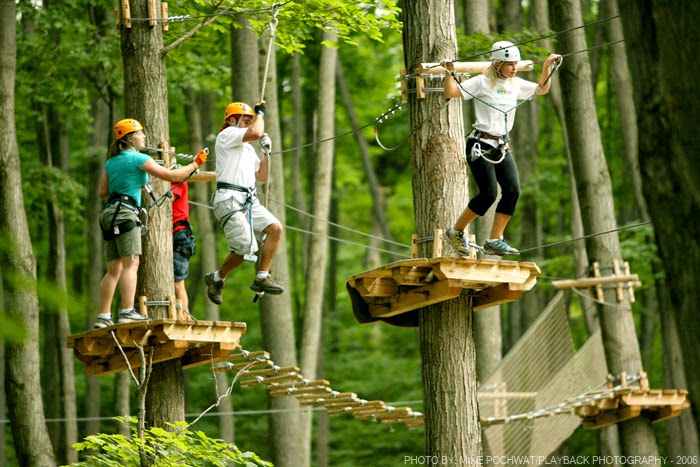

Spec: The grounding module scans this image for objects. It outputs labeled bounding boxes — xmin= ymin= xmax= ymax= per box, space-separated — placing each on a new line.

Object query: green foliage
xmin=67 ymin=418 xmax=271 ymax=467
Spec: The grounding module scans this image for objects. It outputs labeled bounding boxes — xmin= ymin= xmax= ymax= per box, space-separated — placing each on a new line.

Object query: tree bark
xmin=403 ymin=0 xmax=481 ymax=461
xmin=256 ymin=33 xmax=305 ymax=467
xmin=550 ymin=0 xmax=659 ymax=457
xmin=298 ymin=31 xmax=338 ymax=466
xmin=0 ymin=0 xmax=56 ymax=463
xmin=618 ymin=0 xmax=700 ymax=451
xmin=120 ymin=0 xmax=185 ymax=428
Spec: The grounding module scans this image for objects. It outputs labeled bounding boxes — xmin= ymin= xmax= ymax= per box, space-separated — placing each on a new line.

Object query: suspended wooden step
xmin=66 ymin=319 xmax=246 ymax=376
xmin=346 ymin=256 xmax=540 ymax=327
xmin=575 ymin=387 xmax=691 ymax=429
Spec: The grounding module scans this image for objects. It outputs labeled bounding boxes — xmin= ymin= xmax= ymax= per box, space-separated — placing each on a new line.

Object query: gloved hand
xmin=194 ymin=148 xmax=208 ymax=166
xmin=259 ymin=134 xmax=272 ymax=153
xmin=254 ymin=101 xmax=267 ymax=117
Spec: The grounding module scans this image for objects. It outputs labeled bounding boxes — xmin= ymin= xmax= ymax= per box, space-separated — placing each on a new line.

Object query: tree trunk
xmin=0 ymin=0 xmax=56 ymax=463
xmin=550 ymin=0 xmax=659 ymax=457
xmin=618 ymin=0 xmax=700 ymax=451
xmin=120 ymin=0 xmax=185 ymax=428
xmin=336 ymin=58 xmax=400 ymax=260
xmin=403 ymin=0 xmax=481 ymax=460
xmin=183 ymin=88 xmax=235 ymax=444
xmin=298 ymin=31 xmax=338 ymax=466
xmin=256 ymin=34 xmax=305 ymax=467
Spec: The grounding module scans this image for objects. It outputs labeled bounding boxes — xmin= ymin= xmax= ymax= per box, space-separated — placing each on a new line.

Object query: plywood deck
xmin=66 ymin=319 xmax=246 ymax=376
xmin=346 ymin=257 xmax=541 ymax=326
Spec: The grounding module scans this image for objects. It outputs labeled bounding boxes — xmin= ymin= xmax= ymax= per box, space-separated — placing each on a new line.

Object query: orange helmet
xmin=114 ymin=118 xmax=144 ymax=140
xmin=224 ymin=102 xmax=254 ymax=121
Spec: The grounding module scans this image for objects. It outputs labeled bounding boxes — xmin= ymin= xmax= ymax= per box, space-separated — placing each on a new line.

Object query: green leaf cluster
xmin=67 ymin=418 xmax=271 ymax=467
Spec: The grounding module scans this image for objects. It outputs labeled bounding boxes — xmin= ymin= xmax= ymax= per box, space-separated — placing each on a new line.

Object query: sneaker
xmin=205 ymin=272 xmax=224 ymax=305
xmin=483 ymin=238 xmax=520 ymax=256
xmin=446 ymin=227 xmax=480 ymax=256
xmin=250 ymin=275 xmax=284 ymax=295
xmin=93 ymin=316 xmax=115 ymax=329
xmin=117 ymin=309 xmax=151 ymax=324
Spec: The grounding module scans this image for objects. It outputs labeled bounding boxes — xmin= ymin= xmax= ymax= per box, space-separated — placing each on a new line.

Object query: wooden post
xmin=139 ymin=296 xmax=148 ymax=317
xmin=121 ymin=0 xmax=131 ymax=28
xmin=147 ymin=0 xmax=157 ymax=27
xmin=415 ymin=75 xmax=425 ymax=99
xmin=411 ymin=233 xmax=419 ymax=259
xmin=167 ymin=295 xmax=177 ymax=319
xmin=401 ymin=70 xmax=408 ymax=101
xmin=161 ymin=3 xmax=169 ymax=31
xmin=432 ymin=229 xmax=443 ymax=258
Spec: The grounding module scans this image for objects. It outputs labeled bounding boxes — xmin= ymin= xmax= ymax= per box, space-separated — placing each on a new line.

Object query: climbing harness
xmin=468 ymin=129 xmax=508 ymax=164
xmin=215 ymin=182 xmax=259 ymax=263
xmin=101 ymin=193 xmax=143 ymax=241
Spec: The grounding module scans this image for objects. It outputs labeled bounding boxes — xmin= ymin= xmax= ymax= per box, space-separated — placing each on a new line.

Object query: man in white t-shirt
xmin=205 ymin=101 xmax=284 ymax=304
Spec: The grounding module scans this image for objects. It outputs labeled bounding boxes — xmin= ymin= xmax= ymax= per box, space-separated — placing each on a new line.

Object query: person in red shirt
xmin=172 ymin=181 xmax=196 ymax=319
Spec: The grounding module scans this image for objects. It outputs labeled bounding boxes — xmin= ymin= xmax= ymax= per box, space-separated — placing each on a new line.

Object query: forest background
xmin=1 ymin=0 xmax=698 ymax=466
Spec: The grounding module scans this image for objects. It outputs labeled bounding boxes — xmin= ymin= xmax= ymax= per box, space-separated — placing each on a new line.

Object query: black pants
xmin=466 ymin=138 xmax=520 ymax=216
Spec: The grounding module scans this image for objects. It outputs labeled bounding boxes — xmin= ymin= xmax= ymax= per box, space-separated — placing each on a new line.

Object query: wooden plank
xmin=187 ymin=171 xmax=216 ymax=182
xmin=621 ymin=391 xmax=688 ymax=406
xmin=181 ymin=343 xmax=237 ymax=370
xmin=369 ymin=279 xmax=464 ymax=318
xmin=83 ymin=340 xmax=188 ymax=376
xmin=391 ymin=265 xmax=434 ymax=285
xmin=582 ymin=405 xmax=642 ymax=429
xmin=473 ymin=283 xmax=525 ymax=311
xmin=355 ymin=277 xmax=397 ymax=297
xmin=430 ymin=258 xmax=540 ymax=284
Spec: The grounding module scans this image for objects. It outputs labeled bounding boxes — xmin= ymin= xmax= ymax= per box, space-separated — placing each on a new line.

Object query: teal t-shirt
xmin=105 ymin=150 xmax=151 ymax=206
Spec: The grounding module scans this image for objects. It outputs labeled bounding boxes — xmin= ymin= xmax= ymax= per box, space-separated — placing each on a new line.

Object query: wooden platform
xmin=66 ymin=319 xmax=246 ymax=376
xmin=575 ymin=388 xmax=691 ymax=429
xmin=346 ymin=257 xmax=540 ymax=327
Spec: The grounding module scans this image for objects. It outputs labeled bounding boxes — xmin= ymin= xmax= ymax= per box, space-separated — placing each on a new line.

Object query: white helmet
xmin=490 ymin=41 xmax=521 ymax=62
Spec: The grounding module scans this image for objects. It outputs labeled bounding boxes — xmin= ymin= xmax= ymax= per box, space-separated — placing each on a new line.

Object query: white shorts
xmin=212 ymin=197 xmax=279 ymax=256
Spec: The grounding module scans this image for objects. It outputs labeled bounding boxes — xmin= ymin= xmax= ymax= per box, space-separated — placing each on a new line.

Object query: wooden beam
xmin=418 ymin=61 xmax=534 ymax=74
xmin=355 ymin=277 xmax=397 ymax=297
xmin=369 ymin=279 xmax=463 ymax=318
xmin=552 ymin=274 xmax=640 ymax=290
xmin=473 ymin=283 xmax=525 ymax=311
xmin=187 ymin=171 xmax=216 ymax=182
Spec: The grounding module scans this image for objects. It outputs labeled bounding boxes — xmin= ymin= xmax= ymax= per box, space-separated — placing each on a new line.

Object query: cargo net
xmin=478 ymin=292 xmax=609 ymax=459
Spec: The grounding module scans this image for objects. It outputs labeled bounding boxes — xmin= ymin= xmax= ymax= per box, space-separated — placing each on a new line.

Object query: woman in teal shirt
xmin=94 ymin=118 xmax=206 ymax=329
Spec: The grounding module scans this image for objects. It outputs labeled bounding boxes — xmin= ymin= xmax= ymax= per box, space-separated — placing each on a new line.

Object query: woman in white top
xmin=441 ymin=41 xmax=560 ymax=256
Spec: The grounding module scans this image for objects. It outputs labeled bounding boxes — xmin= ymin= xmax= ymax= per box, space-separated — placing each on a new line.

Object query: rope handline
xmin=423 ymin=14 xmax=621 ymax=70
xmin=518 ymin=221 xmax=652 ymax=254
xmin=258 ymin=4 xmax=283 ymax=208
xmin=187 ymin=199 xmax=412 ymax=255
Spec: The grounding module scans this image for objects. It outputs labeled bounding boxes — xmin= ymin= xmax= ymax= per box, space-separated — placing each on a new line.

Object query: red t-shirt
xmin=171 ymin=182 xmax=189 ymax=233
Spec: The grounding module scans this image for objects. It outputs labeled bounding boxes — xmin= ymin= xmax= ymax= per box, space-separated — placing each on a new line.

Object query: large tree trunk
xmin=256 ymin=34 xmax=305 ymax=467
xmin=298 ymin=31 xmax=338 ymax=466
xmin=618 ymin=0 xmax=700 ymax=452
xmin=403 ymin=1 xmax=481 ymax=460
xmin=120 ymin=0 xmax=185 ymax=428
xmin=550 ymin=0 xmax=659 ymax=457
xmin=183 ymin=89 xmax=235 ymax=444
xmin=0 ymin=0 xmax=56 ymax=463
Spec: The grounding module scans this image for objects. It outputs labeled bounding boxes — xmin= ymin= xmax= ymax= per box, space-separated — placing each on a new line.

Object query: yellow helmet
xmin=224 ymin=102 xmax=254 ymax=121
xmin=114 ymin=118 xmax=144 ymax=140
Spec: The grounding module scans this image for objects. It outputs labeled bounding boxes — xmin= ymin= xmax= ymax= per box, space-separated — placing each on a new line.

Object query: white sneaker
xmin=117 ymin=309 xmax=151 ymax=324
xmin=446 ymin=228 xmax=481 ymax=256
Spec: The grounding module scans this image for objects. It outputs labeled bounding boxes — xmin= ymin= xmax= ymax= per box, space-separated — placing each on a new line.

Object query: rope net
xmin=478 ymin=292 xmax=608 ymax=460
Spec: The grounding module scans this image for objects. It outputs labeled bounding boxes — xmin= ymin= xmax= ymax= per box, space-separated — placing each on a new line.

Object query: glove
xmin=194 ymin=148 xmax=208 ymax=166
xmin=259 ymin=134 xmax=272 ymax=153
xmin=254 ymin=101 xmax=266 ymax=117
